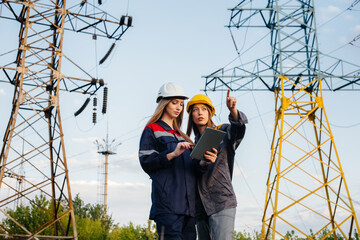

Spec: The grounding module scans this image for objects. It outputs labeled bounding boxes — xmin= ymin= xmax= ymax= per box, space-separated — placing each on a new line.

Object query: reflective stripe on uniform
xmin=174 ymin=134 xmax=185 ymax=142
xmin=153 ymin=130 xmax=185 ymax=142
xmin=154 ymin=131 xmax=176 ymax=139
xmin=139 ymin=149 xmax=159 ymax=157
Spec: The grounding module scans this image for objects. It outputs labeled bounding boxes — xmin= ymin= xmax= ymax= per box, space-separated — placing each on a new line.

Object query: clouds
xmin=351 ymin=24 xmax=360 ymax=40
xmin=315 ymin=2 xmax=360 ymax=60
xmin=108 ymin=153 xmax=139 ymax=172
xmin=67 ymin=136 xmax=150 ymax=226
xmin=317 ymin=5 xmax=342 ymax=26
xmin=326 ymin=5 xmax=342 ymax=14
xmin=317 ymin=4 xmax=357 ymax=37
xmin=71 ymin=180 xmax=151 ymax=226
xmin=71 ymin=137 xmax=98 ymax=143
xmin=236 ymin=203 xmax=263 ymax=230
xmin=0 ymin=0 xmax=359 ymax=235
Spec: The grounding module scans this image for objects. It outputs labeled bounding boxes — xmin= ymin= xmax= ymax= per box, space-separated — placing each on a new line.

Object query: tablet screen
xmin=190 ymin=128 xmax=226 ymax=160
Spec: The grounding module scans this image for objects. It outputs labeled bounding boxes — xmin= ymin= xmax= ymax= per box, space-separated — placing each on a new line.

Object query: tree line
xmin=1 ymin=194 xmax=358 ymax=239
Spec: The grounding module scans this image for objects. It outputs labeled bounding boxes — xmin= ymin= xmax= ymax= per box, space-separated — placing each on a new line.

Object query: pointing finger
xmin=227 ymin=88 xmax=230 ymax=98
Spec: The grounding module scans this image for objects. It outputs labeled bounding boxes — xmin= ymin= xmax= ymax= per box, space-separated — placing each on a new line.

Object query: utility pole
xmin=95 ymin=131 xmax=120 ymax=218
xmin=203 ymin=0 xmax=360 ymax=239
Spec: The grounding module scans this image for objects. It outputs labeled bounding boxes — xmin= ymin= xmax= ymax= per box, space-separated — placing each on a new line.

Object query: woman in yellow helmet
xmin=186 ymin=89 xmax=248 ymax=240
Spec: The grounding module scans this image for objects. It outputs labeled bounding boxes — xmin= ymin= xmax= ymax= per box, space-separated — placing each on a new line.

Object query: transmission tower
xmin=203 ymin=1 xmax=360 ymax=239
xmin=0 ymin=1 xmax=132 ymax=239
xmin=95 ymin=130 xmax=120 ymax=218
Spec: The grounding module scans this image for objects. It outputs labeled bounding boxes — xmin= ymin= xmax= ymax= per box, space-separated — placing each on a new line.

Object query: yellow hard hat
xmin=186 ymin=94 xmax=215 ymax=116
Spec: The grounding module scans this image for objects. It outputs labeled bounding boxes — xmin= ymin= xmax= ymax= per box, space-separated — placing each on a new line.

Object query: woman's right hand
xmin=167 ymin=142 xmax=192 ymax=161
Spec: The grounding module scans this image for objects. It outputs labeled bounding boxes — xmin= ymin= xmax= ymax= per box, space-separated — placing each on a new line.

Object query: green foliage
xmin=317 ymin=227 xmax=359 ymax=240
xmin=3 ymin=194 xmax=60 ymax=236
xmin=354 ymin=229 xmax=360 ymax=240
xmin=3 ymin=195 xmax=358 ymax=240
xmin=73 ymin=194 xmax=106 ymax=220
xmin=318 ymin=228 xmax=343 ymax=240
xmin=75 ymin=215 xmax=108 ymax=240
xmin=108 ymin=220 xmax=158 ymax=240
xmin=234 ymin=229 xmax=252 ymax=240
xmin=72 ymin=193 xmax=113 ymax=239
xmin=2 ymin=193 xmax=157 ymax=240
xmin=281 ymin=228 xmax=359 ymax=240
xmin=233 ymin=228 xmax=360 ymax=240
xmin=282 ymin=229 xmax=306 ymax=240
xmin=234 ymin=229 xmax=261 ymax=240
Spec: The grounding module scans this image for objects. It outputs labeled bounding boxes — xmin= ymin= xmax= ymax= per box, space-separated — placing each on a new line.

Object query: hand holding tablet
xmin=190 ymin=128 xmax=226 ymax=161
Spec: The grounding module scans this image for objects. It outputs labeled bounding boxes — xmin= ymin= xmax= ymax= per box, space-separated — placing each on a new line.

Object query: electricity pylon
xmin=95 ymin=131 xmax=120 ymax=218
xmin=203 ymin=1 xmax=360 ymax=239
xmin=0 ymin=1 xmax=132 ymax=239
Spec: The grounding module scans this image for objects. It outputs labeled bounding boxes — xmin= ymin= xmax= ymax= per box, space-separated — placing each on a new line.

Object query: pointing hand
xmin=226 ymin=88 xmax=236 ymax=111
xmin=226 ymin=88 xmax=239 ymax=121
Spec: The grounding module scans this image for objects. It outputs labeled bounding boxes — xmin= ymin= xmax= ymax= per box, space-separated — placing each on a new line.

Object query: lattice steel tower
xmin=204 ymin=0 xmax=360 ymax=239
xmin=0 ymin=0 xmax=132 ymax=239
xmin=95 ymin=130 xmax=120 ymax=219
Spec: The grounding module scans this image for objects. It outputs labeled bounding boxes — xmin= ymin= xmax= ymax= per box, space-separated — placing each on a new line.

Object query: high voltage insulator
xmin=93 ymin=112 xmax=97 ymax=124
xmin=93 ymin=97 xmax=97 ymax=124
xmin=128 ymin=16 xmax=133 ymax=26
xmin=99 ymin=43 xmax=115 ymax=65
xmin=120 ymin=16 xmax=125 ymax=25
xmin=74 ymin=98 xmax=90 ymax=116
xmin=102 ymin=87 xmax=108 ymax=114
xmin=120 ymin=15 xmax=132 ymax=26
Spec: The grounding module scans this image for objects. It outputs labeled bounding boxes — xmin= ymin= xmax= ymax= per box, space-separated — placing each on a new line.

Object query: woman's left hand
xmin=200 ymin=148 xmax=218 ymax=166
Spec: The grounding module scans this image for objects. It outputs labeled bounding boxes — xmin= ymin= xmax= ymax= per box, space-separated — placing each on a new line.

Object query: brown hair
xmin=186 ymin=104 xmax=216 ymax=137
xmin=146 ymin=98 xmax=193 ymax=144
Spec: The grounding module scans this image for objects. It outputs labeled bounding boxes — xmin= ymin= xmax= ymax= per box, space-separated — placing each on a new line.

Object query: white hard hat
xmin=156 ymin=82 xmax=189 ymax=103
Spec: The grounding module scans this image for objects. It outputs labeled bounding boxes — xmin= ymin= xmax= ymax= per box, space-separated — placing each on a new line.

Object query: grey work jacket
xmin=195 ymin=110 xmax=248 ymax=218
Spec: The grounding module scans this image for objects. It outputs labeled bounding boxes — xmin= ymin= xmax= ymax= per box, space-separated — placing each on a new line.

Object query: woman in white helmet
xmin=139 ymin=82 xmax=217 ymax=239
xmin=186 ymin=89 xmax=248 ymax=240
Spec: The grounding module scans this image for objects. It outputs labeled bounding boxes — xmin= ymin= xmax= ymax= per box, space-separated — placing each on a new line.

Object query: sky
xmin=1 ymin=0 xmax=360 ymax=234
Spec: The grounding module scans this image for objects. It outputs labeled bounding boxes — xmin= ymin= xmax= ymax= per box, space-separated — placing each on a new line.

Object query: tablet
xmin=190 ymin=127 xmax=226 ymax=160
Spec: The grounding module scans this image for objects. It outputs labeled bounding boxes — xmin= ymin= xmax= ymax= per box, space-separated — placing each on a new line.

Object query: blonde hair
xmin=186 ymin=104 xmax=216 ymax=137
xmin=146 ymin=98 xmax=193 ymax=144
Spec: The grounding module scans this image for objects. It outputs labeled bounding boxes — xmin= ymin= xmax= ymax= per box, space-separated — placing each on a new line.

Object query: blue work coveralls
xmin=139 ymin=120 xmax=196 ymax=239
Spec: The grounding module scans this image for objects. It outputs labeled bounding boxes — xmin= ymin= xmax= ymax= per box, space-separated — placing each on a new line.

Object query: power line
xmin=126 ymin=0 xmax=131 ymax=16
xmin=317 ymin=0 xmax=360 ymax=29
xmin=330 ymin=121 xmax=360 ymax=128
xmin=235 ymin=160 xmax=263 ymax=211
xmin=228 ymin=0 xmax=253 ymax=56
xmin=250 ymin=91 xmax=271 ymax=145
xmin=347 ymin=0 xmax=360 ymax=10
xmin=329 ymin=33 xmax=360 ymax=54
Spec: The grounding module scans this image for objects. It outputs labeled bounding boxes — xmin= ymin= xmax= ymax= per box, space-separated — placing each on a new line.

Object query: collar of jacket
xmin=156 ymin=120 xmax=179 ymax=134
